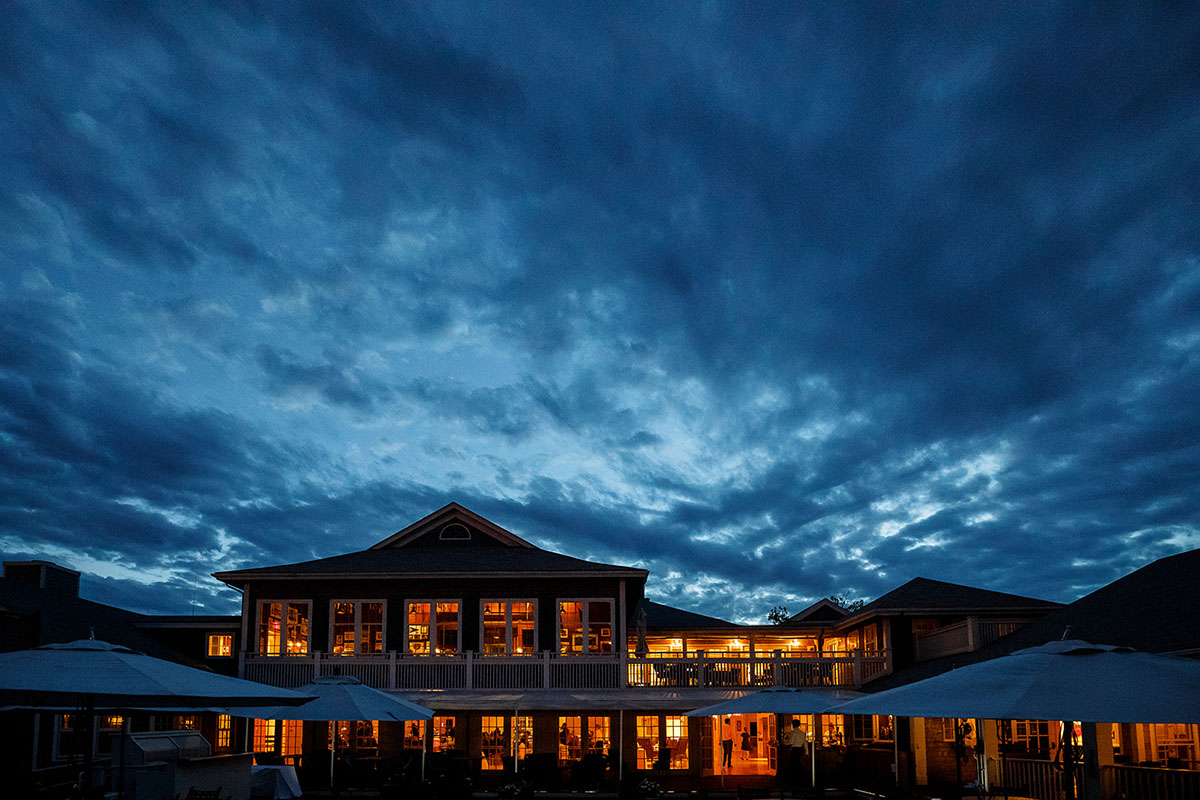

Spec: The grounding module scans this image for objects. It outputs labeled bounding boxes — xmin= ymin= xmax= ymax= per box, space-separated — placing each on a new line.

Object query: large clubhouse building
xmin=3 ymin=502 xmax=1198 ymax=799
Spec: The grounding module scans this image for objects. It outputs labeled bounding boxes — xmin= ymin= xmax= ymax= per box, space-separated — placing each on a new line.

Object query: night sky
xmin=3 ymin=3 xmax=1200 ymax=622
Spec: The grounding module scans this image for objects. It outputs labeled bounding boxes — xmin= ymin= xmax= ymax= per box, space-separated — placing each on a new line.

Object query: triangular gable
xmin=369 ymin=502 xmax=536 ymax=549
xmin=786 ymin=598 xmax=848 ymax=624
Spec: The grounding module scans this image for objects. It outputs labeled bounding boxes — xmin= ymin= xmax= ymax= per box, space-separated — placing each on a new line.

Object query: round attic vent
xmin=439 ymin=523 xmax=471 ymax=541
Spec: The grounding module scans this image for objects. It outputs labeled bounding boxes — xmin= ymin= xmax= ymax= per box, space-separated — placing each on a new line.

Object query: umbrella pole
xmin=330 ymin=721 xmax=337 ymax=794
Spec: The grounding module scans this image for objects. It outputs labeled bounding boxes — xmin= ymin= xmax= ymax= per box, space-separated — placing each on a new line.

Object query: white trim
xmin=255 ymin=599 xmax=312 ymax=655
xmin=403 ymin=599 xmax=463 ymax=655
xmin=480 ymin=598 xmax=538 ymax=655
xmin=328 ymin=598 xmax=388 ymax=655
xmin=556 ymin=598 xmax=616 ymax=655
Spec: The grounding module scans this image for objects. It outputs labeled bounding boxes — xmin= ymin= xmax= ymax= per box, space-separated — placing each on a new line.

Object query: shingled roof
xmin=639 ymin=599 xmax=736 ymax=629
xmin=849 ymin=576 xmax=1059 ymax=618
xmin=215 ymin=539 xmax=646 ymax=582
xmin=215 ymin=502 xmax=648 ymax=583
xmin=864 ymin=548 xmax=1200 ymax=690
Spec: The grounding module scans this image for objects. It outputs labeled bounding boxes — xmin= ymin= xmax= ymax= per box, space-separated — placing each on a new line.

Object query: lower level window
xmin=404 ymin=720 xmax=426 ymax=750
xmin=636 ymin=716 xmax=660 ymax=770
xmin=432 ymin=716 xmax=456 ymax=752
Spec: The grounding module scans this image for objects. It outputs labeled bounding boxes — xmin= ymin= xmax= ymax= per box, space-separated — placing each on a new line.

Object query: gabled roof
xmin=843 ymin=576 xmax=1058 ymax=624
xmin=214 ymin=503 xmax=647 ymax=583
xmin=369 ymin=502 xmax=535 ymax=549
xmin=864 ymin=548 xmax=1200 ymax=690
xmin=785 ymin=598 xmax=848 ymax=625
xmin=639 ymin=599 xmax=737 ymax=629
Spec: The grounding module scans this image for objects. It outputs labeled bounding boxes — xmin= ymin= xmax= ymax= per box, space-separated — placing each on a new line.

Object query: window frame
xmin=557 ymin=598 xmax=615 ymax=655
xmin=404 ymin=598 xmax=462 ymax=655
xmin=255 ymin=599 xmax=312 ymax=656
xmin=206 ymin=632 xmax=234 ymax=658
xmin=480 ymin=598 xmax=538 ymax=655
xmin=328 ymin=598 xmax=387 ymax=656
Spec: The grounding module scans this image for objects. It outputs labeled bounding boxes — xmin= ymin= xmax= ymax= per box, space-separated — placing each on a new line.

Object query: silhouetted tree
xmin=766 ymin=606 xmax=789 ymax=624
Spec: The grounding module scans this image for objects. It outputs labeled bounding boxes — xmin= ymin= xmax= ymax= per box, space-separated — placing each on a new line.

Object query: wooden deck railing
xmin=915 ymin=617 xmax=1030 ymax=661
xmin=996 ymin=758 xmax=1200 ymax=800
xmin=241 ymin=649 xmax=891 ymax=691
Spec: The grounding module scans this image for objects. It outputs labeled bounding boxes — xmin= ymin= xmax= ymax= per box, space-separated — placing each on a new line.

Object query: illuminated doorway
xmin=710 ymin=714 xmax=777 ymax=776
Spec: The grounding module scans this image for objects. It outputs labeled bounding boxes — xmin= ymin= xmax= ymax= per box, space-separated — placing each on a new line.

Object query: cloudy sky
xmin=3 ymin=3 xmax=1199 ymax=622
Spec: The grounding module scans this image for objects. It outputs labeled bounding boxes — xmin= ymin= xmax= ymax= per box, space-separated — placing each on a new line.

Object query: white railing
xmin=1001 ymin=757 xmax=1075 ymax=800
xmin=242 ymin=649 xmax=891 ymax=691
xmin=1103 ymin=763 xmax=1200 ymax=800
xmin=916 ymin=617 xmax=1030 ymax=661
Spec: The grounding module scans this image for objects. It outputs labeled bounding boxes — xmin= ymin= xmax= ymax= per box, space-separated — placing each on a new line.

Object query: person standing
xmin=721 ymin=717 xmax=734 ymax=768
xmin=785 ymin=719 xmax=810 ymax=796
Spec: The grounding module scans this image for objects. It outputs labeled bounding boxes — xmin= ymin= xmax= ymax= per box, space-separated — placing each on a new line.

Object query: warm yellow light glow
xmin=791 ymin=639 xmax=800 ymax=646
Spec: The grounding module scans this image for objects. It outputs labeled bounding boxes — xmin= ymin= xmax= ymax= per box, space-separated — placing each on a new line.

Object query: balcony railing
xmin=241 ymin=649 xmax=891 ymax=691
xmin=998 ymin=759 xmax=1200 ymax=800
xmin=915 ymin=617 xmax=1029 ymax=662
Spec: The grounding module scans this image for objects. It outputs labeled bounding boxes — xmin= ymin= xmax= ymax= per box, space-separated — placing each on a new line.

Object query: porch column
xmin=979 ymin=719 xmax=1001 ymax=791
xmin=910 ymin=717 xmax=928 ymax=786
xmin=1082 ymin=722 xmax=1113 ymax=800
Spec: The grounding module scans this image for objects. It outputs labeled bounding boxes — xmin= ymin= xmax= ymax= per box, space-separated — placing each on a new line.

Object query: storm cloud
xmin=2 ymin=2 xmax=1199 ymax=619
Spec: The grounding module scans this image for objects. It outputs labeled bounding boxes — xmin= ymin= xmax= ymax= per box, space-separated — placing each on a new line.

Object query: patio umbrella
xmin=0 ymin=639 xmax=314 ymax=709
xmin=0 ymin=638 xmax=313 ymax=796
xmin=229 ymin=674 xmax=432 ymax=788
xmin=832 ymin=639 xmax=1200 ymax=723
xmin=685 ymin=687 xmax=866 ymax=789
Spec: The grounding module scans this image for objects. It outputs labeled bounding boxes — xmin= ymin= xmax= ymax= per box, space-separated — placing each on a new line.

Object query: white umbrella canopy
xmin=228 ymin=674 xmax=433 ymax=722
xmin=833 ymin=640 xmax=1200 ymax=724
xmin=684 ymin=686 xmax=865 ymax=717
xmin=0 ymin=639 xmax=313 ymax=709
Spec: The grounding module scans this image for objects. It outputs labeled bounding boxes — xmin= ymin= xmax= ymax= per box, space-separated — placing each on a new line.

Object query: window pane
xmin=587 ymin=716 xmax=610 ymax=756
xmin=333 ymin=601 xmax=356 ymax=654
xmin=217 ymin=714 xmax=232 ymax=748
xmin=404 ymin=720 xmax=426 ymax=750
xmin=260 ymin=602 xmax=282 ymax=655
xmin=665 ymin=716 xmax=688 ymax=769
xmin=208 ymin=633 xmax=232 ymax=657
xmin=514 ymin=715 xmax=533 ymax=760
xmin=435 ymin=602 xmax=459 ymax=654
xmin=361 ymin=602 xmax=384 ymax=654
xmin=432 ymin=716 xmax=456 ymax=752
xmin=286 ymin=604 xmax=309 ymax=654
xmin=512 ymin=602 xmax=534 ymax=654
xmin=588 ymin=601 xmax=612 ymax=653
xmin=636 ymin=716 xmax=659 ymax=770
xmin=481 ymin=716 xmax=505 ymax=770
xmin=560 ymin=602 xmax=583 ymax=654
xmin=483 ymin=602 xmax=507 ymax=654
xmin=558 ymin=716 xmax=582 ymax=765
xmin=408 ymin=602 xmax=431 ymax=654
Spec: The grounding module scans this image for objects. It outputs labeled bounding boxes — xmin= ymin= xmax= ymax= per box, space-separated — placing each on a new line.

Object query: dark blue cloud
xmin=2 ymin=1 xmax=1199 ymax=621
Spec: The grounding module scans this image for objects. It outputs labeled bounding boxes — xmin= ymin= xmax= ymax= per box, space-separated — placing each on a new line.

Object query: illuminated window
xmin=254 ymin=719 xmax=277 ymax=752
xmin=404 ymin=720 xmax=426 ymax=750
xmin=665 ymin=716 xmax=688 ymax=769
xmin=174 ymin=715 xmax=199 ymax=730
xmin=1153 ymin=724 xmax=1197 ymax=764
xmin=98 ymin=714 xmax=124 ymax=758
xmin=432 ymin=716 xmax=456 ymax=752
xmin=558 ymin=600 xmax=614 ymax=654
xmin=587 ymin=716 xmax=611 ymax=756
xmin=481 ymin=716 xmax=506 ymax=770
xmin=257 ymin=601 xmax=310 ymax=655
xmin=331 ymin=600 xmax=385 ymax=654
xmin=514 ymin=715 xmax=533 ymax=761
xmin=207 ymin=633 xmax=234 ymax=657
xmin=636 ymin=716 xmax=660 ymax=769
xmin=1008 ymin=720 xmax=1049 ymax=754
xmin=482 ymin=600 xmax=536 ymax=654
xmin=407 ymin=601 xmax=460 ymax=654
xmin=217 ymin=714 xmax=233 ymax=748
xmin=559 ymin=716 xmax=582 ymax=764
xmin=862 ymin=626 xmax=878 ymax=653
xmin=820 ymin=714 xmax=844 ymax=747
xmin=57 ymin=714 xmax=123 ymax=760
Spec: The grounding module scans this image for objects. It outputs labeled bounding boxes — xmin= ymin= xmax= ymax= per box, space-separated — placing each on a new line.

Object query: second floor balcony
xmin=241 ymin=649 xmax=891 ymax=692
